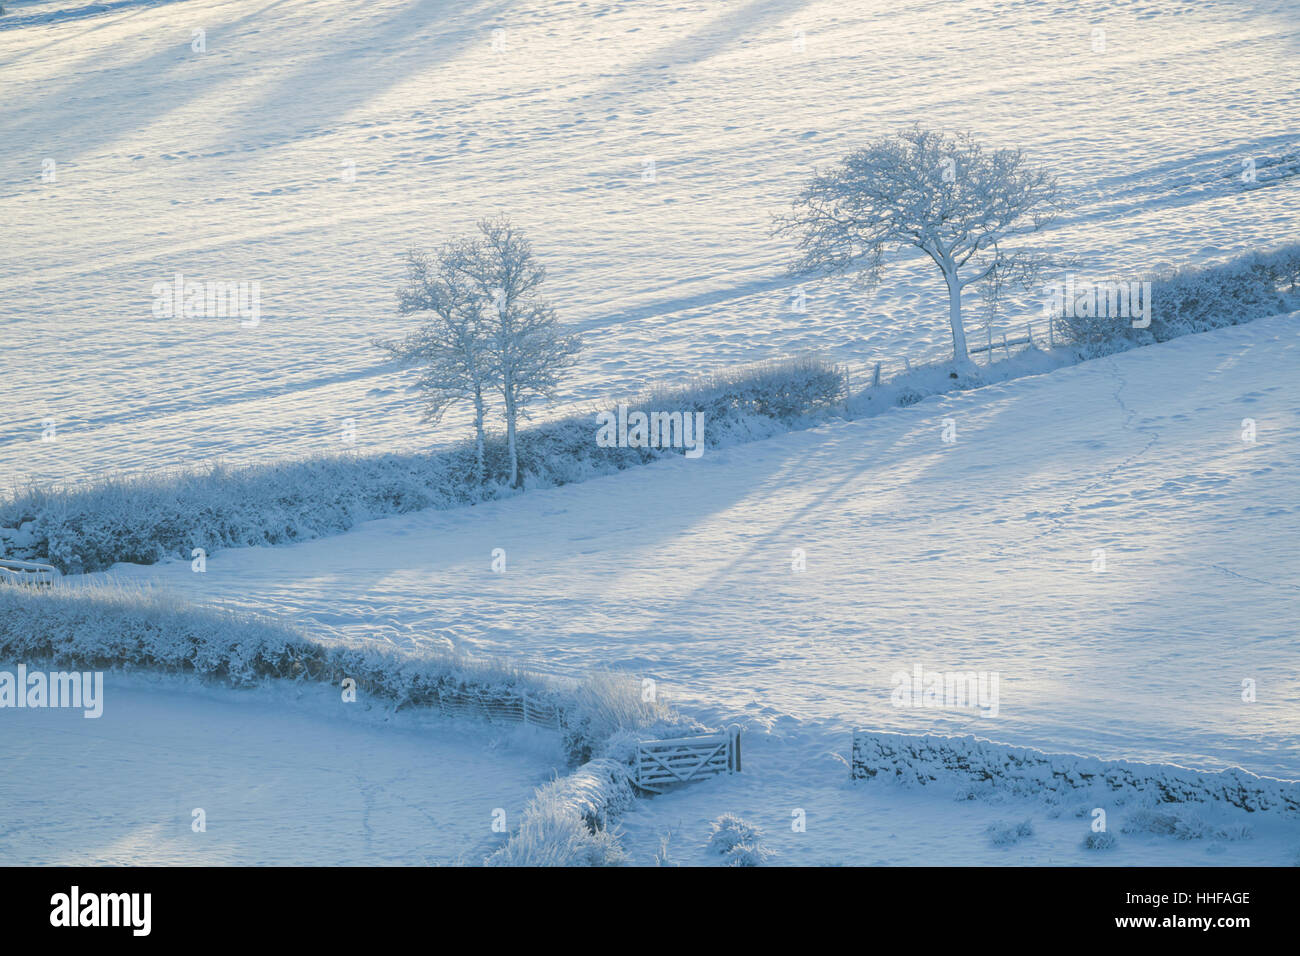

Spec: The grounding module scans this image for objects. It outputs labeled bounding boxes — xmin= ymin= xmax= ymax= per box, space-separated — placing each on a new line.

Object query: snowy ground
xmin=4 ymin=0 xmax=1299 ymax=867
xmin=615 ymin=731 xmax=1300 ymax=866
xmin=3 ymin=0 xmax=1299 ymax=486
xmin=7 ymin=671 xmax=1289 ymax=868
xmin=12 ymin=316 xmax=1300 ymax=866
xmin=3 ymin=674 xmax=1292 ymax=866
xmin=88 ymin=314 xmax=1300 ymax=782
xmin=0 ymin=673 xmax=559 ymax=865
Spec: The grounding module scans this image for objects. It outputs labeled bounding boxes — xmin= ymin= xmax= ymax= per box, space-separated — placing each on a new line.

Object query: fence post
xmin=872 ymin=362 xmax=881 ymax=387
xmin=986 ymin=325 xmax=993 ymax=365
xmin=729 ymin=725 xmax=742 ymax=773
xmin=1048 ymin=317 xmax=1054 ymax=348
xmin=1026 ymin=321 xmax=1033 ymax=347
xmin=1002 ymin=332 xmax=1009 ymax=358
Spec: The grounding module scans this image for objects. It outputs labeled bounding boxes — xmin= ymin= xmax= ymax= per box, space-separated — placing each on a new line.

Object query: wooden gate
xmin=633 ymin=726 xmax=741 ymax=792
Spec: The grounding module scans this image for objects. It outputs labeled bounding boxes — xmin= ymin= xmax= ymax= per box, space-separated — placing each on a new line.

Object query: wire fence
xmin=841 ymin=316 xmax=1056 ymax=398
xmin=429 ymin=687 xmax=567 ymax=731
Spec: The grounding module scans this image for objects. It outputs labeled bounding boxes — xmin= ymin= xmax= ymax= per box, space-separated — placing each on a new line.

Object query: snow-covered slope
xmin=4 ymin=0 xmax=1298 ymax=867
xmin=7 ymin=673 xmax=1291 ymax=865
xmin=90 ymin=313 xmax=1300 ymax=778
xmin=0 ymin=674 xmax=557 ymax=865
xmin=613 ymin=733 xmax=1300 ymax=866
xmin=3 ymin=0 xmax=1298 ymax=485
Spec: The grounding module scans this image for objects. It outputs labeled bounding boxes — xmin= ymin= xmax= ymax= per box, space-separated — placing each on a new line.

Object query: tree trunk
xmin=505 ymin=394 xmax=518 ymax=488
xmin=503 ymin=359 xmax=519 ymax=487
xmin=946 ymin=272 xmax=971 ymax=364
xmin=472 ymin=385 xmax=487 ymax=484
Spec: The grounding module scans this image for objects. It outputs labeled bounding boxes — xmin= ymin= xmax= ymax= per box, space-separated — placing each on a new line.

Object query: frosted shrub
xmin=724 ymin=843 xmax=773 ymax=867
xmin=708 ymin=813 xmax=763 ymax=855
xmin=985 ymin=819 xmax=1035 ymax=846
xmin=1213 ymin=822 xmax=1253 ymax=842
xmin=566 ymin=669 xmax=682 ymax=761
xmin=953 ymin=781 xmax=998 ymax=802
xmin=1119 ymin=806 xmax=1247 ymax=841
xmin=707 ymin=814 xmax=774 ymax=865
xmin=1082 ymin=831 xmax=1117 ymax=850
xmin=703 ymin=355 xmax=846 ymax=421
xmin=1258 ymin=244 xmax=1300 ymax=288
xmin=1147 ymin=260 xmax=1280 ymax=340
xmin=652 ymin=829 xmax=678 ymax=867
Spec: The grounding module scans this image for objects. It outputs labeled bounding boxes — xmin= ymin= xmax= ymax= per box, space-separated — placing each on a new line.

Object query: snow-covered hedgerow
xmin=560 ymin=669 xmax=708 ymax=764
xmin=484 ymin=758 xmax=636 ymax=866
xmin=839 ymin=245 xmax=1300 ymax=438
xmin=851 ymin=731 xmax=1300 ymax=815
xmin=1054 ymin=243 xmax=1300 ymax=356
xmin=9 ymin=242 xmax=1289 ymax=577
xmin=0 ymin=582 xmax=688 ymax=763
xmin=0 ymin=355 xmax=845 ymax=574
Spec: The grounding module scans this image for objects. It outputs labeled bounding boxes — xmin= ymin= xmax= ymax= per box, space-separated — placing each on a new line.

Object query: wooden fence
xmin=633 ymin=726 xmax=741 ymax=792
xmin=967 ymin=320 xmax=1050 ymax=360
xmin=0 ymin=559 xmax=60 ymax=586
xmin=432 ymin=688 xmax=566 ymax=731
xmin=856 ymin=318 xmax=1054 ymax=390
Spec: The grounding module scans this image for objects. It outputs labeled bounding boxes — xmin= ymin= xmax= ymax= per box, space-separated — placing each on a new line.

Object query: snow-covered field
xmin=89 ymin=314 xmax=1300 ymax=781
xmin=3 ymin=676 xmax=1292 ymax=866
xmin=3 ymin=0 xmax=1298 ymax=486
xmin=0 ymin=674 xmax=557 ymax=865
xmin=3 ymin=0 xmax=1298 ymax=867
xmin=614 ymin=732 xmax=1300 ymax=866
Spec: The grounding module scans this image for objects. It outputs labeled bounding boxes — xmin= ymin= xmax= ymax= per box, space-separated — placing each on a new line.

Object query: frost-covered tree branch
xmin=448 ymin=216 xmax=582 ymax=488
xmin=377 ymin=219 xmax=582 ymax=488
xmin=374 ymin=248 xmax=494 ymax=482
xmin=776 ymin=126 xmax=1063 ymax=364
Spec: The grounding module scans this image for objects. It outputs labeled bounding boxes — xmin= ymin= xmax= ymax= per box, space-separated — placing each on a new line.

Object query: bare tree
xmin=374 ymin=249 xmax=493 ymax=482
xmin=449 ymin=217 xmax=582 ymax=488
xmin=778 ymin=126 xmax=1062 ymax=364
